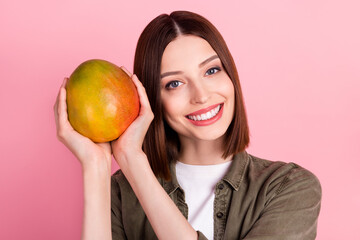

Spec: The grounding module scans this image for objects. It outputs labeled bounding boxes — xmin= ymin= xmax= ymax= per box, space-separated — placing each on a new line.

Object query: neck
xmin=178 ymin=135 xmax=233 ymax=165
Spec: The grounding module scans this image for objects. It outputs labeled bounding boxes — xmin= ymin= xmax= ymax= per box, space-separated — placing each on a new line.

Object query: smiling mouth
xmin=186 ymin=104 xmax=223 ymax=121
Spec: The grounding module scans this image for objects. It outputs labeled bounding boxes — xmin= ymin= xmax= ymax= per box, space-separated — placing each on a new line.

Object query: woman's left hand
xmin=110 ymin=67 xmax=197 ymax=240
xmin=110 ymin=67 xmax=154 ymax=172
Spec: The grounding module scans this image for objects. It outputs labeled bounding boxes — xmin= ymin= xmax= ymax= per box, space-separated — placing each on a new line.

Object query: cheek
xmin=161 ymin=99 xmax=186 ymax=134
xmin=218 ymin=78 xmax=235 ymax=120
xmin=162 ymin=103 xmax=173 ymax=122
xmin=161 ymin=94 xmax=183 ymax=123
xmin=217 ymin=77 xmax=235 ymax=101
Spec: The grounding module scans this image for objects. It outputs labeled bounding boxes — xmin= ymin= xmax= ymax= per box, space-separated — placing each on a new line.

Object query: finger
xmin=54 ymin=92 xmax=60 ymax=126
xmin=58 ymin=79 xmax=73 ymax=130
xmin=120 ymin=66 xmax=132 ymax=77
xmin=54 ymin=89 xmax=59 ymax=116
xmin=55 ymin=77 xmax=67 ymax=104
xmin=62 ymin=77 xmax=68 ymax=88
xmin=131 ymin=74 xmax=152 ymax=112
xmin=119 ymin=68 xmax=151 ymax=113
xmin=54 ymin=78 xmax=68 ymax=126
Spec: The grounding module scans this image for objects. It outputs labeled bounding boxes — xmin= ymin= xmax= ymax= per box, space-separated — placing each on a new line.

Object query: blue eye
xmin=205 ymin=67 xmax=220 ymax=76
xmin=165 ymin=81 xmax=183 ymax=89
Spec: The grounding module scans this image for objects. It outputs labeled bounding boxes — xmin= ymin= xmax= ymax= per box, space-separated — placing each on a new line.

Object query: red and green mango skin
xmin=66 ymin=59 xmax=139 ymax=142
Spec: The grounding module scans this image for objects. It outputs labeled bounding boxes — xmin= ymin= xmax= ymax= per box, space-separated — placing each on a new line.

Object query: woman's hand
xmin=111 ymin=67 xmax=154 ymax=171
xmin=54 ymin=77 xmax=112 ymax=169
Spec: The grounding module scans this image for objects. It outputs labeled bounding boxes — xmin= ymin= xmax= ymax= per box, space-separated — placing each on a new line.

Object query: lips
xmin=185 ymin=103 xmax=224 ymax=126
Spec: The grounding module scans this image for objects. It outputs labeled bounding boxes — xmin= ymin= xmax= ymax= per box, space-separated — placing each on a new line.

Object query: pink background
xmin=1 ymin=0 xmax=359 ymax=239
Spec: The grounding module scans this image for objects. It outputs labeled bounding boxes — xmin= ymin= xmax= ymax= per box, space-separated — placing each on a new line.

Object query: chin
xmin=191 ymin=128 xmax=228 ymax=141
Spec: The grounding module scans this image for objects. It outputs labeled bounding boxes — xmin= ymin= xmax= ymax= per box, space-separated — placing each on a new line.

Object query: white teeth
xmin=187 ymin=104 xmax=222 ymax=121
xmin=206 ymin=112 xmax=211 ymax=119
xmin=216 ymin=105 xmax=220 ymax=113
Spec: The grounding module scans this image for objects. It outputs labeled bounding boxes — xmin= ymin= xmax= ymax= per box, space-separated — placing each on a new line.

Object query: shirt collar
xmin=161 ymin=160 xmax=181 ymax=195
xmin=222 ymin=151 xmax=249 ymax=191
xmin=161 ymin=151 xmax=249 ymax=194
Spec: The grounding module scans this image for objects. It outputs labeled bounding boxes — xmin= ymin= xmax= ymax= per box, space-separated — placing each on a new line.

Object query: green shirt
xmin=111 ymin=151 xmax=321 ymax=239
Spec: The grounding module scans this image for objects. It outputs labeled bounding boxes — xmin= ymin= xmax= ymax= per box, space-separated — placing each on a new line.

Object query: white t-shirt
xmin=175 ymin=160 xmax=232 ymax=240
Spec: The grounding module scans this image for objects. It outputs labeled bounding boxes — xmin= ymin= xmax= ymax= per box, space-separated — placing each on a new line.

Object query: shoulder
xmin=111 ymin=169 xmax=126 ymax=190
xmin=111 ymin=169 xmax=127 ymax=184
xmin=232 ymin=153 xmax=322 ymax=238
xmin=111 ymin=169 xmax=137 ymax=208
xmin=110 ymin=171 xmax=159 ymax=238
xmin=246 ymin=153 xmax=322 ymax=202
xmin=248 ymin=153 xmax=321 ymax=185
xmin=111 ymin=169 xmax=134 ymax=195
xmin=111 ymin=169 xmax=147 ymax=219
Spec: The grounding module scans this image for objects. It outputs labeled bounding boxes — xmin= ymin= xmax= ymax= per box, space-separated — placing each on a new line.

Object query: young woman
xmin=54 ymin=11 xmax=321 ymax=240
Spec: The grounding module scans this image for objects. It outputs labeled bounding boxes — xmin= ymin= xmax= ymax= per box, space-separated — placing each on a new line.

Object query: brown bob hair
xmin=133 ymin=11 xmax=249 ymax=180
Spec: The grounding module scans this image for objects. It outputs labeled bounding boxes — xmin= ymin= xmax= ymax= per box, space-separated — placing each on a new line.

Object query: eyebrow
xmin=199 ymin=54 xmax=219 ymax=68
xmin=160 ymin=54 xmax=219 ymax=79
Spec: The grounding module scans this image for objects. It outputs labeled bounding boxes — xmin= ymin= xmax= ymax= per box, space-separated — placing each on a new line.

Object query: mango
xmin=66 ymin=59 xmax=139 ymax=142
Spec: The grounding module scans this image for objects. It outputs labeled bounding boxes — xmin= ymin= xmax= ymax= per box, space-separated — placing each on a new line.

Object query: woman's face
xmin=160 ymin=35 xmax=235 ymax=142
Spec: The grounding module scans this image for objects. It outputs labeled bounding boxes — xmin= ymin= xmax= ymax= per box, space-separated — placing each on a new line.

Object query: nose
xmin=190 ymin=81 xmax=210 ymax=104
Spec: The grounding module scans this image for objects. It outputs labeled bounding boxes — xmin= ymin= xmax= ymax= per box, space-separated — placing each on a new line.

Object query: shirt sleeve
xmin=111 ymin=176 xmax=126 ymax=240
xmin=243 ymin=165 xmax=322 ymax=240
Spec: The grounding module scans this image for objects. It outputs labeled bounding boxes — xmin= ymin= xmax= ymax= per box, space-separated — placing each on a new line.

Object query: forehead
xmin=161 ymin=35 xmax=217 ymax=71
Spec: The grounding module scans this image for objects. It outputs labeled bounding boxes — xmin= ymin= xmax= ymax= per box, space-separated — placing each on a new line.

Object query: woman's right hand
xmin=54 ymin=77 xmax=112 ymax=169
xmin=110 ymin=68 xmax=154 ymax=173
